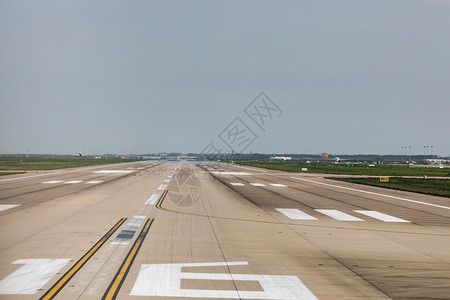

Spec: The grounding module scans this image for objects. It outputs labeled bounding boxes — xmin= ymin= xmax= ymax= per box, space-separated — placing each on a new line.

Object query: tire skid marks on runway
xmin=111 ymin=216 xmax=146 ymax=245
xmin=276 ymin=208 xmax=410 ymax=223
xmin=102 ymin=218 xmax=154 ymax=300
xmin=39 ymin=218 xmax=127 ymax=300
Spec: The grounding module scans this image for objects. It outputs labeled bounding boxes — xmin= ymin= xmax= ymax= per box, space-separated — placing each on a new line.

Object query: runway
xmin=0 ymin=162 xmax=449 ymax=299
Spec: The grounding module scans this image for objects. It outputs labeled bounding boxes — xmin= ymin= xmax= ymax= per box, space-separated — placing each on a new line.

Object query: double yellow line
xmin=156 ymin=190 xmax=168 ymax=209
xmin=40 ymin=218 xmax=127 ymax=300
xmin=102 ymin=218 xmax=154 ymax=300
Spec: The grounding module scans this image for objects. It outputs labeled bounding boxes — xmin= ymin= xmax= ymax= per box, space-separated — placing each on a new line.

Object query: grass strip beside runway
xmin=329 ymin=177 xmax=450 ymax=198
xmin=40 ymin=218 xmax=127 ymax=300
xmin=238 ymin=161 xmax=450 ymax=177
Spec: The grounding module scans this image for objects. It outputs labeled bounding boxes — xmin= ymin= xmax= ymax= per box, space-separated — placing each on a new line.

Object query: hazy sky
xmin=1 ymin=0 xmax=449 ymax=156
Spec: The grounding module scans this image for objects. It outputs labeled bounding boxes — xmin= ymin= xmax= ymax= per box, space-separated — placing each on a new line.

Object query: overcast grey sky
xmin=1 ymin=0 xmax=449 ymax=156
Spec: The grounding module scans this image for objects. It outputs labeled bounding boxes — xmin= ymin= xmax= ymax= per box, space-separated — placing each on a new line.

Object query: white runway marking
xmin=0 ymin=204 xmax=20 ymax=212
xmin=163 ymin=179 xmax=170 ymax=183
xmin=354 ymin=210 xmax=410 ymax=222
xmin=168 ymin=175 xmax=173 ymax=178
xmin=42 ymin=180 xmax=63 ymax=184
xmin=157 ymin=184 xmax=167 ymax=190
xmin=212 ymin=172 xmax=252 ymax=175
xmin=64 ymin=180 xmax=83 ymax=184
xmin=0 ymin=172 xmax=62 ymax=183
xmin=112 ymin=216 xmax=146 ymax=245
xmin=93 ymin=170 xmax=134 ymax=174
xmin=315 ymin=209 xmax=364 ymax=221
xmin=145 ymin=193 xmax=160 ymax=205
xmin=270 ymin=183 xmax=287 ymax=187
xmin=85 ymin=180 xmax=103 ymax=184
xmin=250 ymin=183 xmax=266 ymax=187
xmin=230 ymin=183 xmax=245 ymax=186
xmin=291 ymin=177 xmax=450 ymax=211
xmin=131 ymin=261 xmax=318 ymax=299
xmin=276 ymin=208 xmax=318 ymax=220
xmin=0 ymin=259 xmax=70 ymax=294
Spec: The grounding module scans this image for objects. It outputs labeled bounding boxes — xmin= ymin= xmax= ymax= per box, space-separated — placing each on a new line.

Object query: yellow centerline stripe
xmin=156 ymin=190 xmax=168 ymax=209
xmin=40 ymin=218 xmax=127 ymax=300
xmin=102 ymin=218 xmax=154 ymax=300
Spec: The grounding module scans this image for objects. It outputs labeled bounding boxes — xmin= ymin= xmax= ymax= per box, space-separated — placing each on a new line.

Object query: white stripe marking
xmin=354 ymin=210 xmax=410 ymax=222
xmin=112 ymin=216 xmax=146 ymax=245
xmin=168 ymin=175 xmax=173 ymax=178
xmin=145 ymin=193 xmax=160 ymax=205
xmin=0 ymin=172 xmax=61 ymax=183
xmin=0 ymin=259 xmax=70 ymax=294
xmin=85 ymin=180 xmax=103 ymax=184
xmin=250 ymin=183 xmax=266 ymax=187
xmin=276 ymin=208 xmax=318 ymax=220
xmin=93 ymin=170 xmax=134 ymax=174
xmin=270 ymin=183 xmax=287 ymax=187
xmin=64 ymin=180 xmax=83 ymax=184
xmin=0 ymin=204 xmax=20 ymax=212
xmin=42 ymin=180 xmax=63 ymax=184
xmin=315 ymin=209 xmax=364 ymax=221
xmin=291 ymin=177 xmax=450 ymax=211
xmin=234 ymin=165 xmax=269 ymax=172
xmin=163 ymin=179 xmax=170 ymax=183
xmin=158 ymin=184 xmax=167 ymax=190
xmin=230 ymin=183 xmax=245 ymax=186
xmin=212 ymin=172 xmax=252 ymax=175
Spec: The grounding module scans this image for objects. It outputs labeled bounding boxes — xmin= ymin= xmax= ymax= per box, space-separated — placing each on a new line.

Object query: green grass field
xmin=237 ymin=161 xmax=450 ymax=177
xmin=328 ymin=177 xmax=450 ymax=198
xmin=0 ymin=172 xmax=26 ymax=176
xmin=0 ymin=157 xmax=140 ymax=171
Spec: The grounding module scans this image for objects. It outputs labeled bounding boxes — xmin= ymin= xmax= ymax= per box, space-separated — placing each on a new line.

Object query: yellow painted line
xmin=156 ymin=190 xmax=168 ymax=209
xmin=40 ymin=218 xmax=127 ymax=300
xmin=102 ymin=218 xmax=154 ymax=300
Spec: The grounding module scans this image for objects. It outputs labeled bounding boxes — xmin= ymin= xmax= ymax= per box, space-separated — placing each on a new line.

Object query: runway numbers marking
xmin=145 ymin=193 xmax=160 ymax=205
xmin=43 ymin=180 xmax=63 ymax=184
xmin=354 ymin=210 xmax=410 ymax=222
xmin=0 ymin=259 xmax=71 ymax=295
xmin=112 ymin=216 xmax=146 ymax=245
xmin=158 ymin=184 xmax=167 ymax=190
xmin=276 ymin=208 xmax=318 ymax=220
xmin=130 ymin=261 xmax=318 ymax=299
xmin=269 ymin=183 xmax=287 ymax=187
xmin=230 ymin=183 xmax=245 ymax=186
xmin=250 ymin=183 xmax=266 ymax=187
xmin=315 ymin=209 xmax=364 ymax=221
xmin=0 ymin=204 xmax=20 ymax=212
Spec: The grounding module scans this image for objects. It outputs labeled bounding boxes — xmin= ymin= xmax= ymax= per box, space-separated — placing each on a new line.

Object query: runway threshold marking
xmin=0 ymin=172 xmax=62 ymax=183
xmin=156 ymin=190 xmax=168 ymax=209
xmin=39 ymin=218 xmax=127 ymax=300
xmin=102 ymin=218 xmax=154 ymax=300
xmin=315 ymin=209 xmax=364 ymax=221
xmin=0 ymin=204 xmax=20 ymax=212
xmin=354 ymin=210 xmax=410 ymax=222
xmin=291 ymin=177 xmax=450 ymax=210
xmin=276 ymin=208 xmax=318 ymax=220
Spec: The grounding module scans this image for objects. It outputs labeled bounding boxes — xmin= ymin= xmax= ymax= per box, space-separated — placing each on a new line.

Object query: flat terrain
xmin=0 ymin=162 xmax=449 ymax=299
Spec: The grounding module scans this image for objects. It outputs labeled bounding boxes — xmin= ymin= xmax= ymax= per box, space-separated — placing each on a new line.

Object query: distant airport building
xmin=321 ymin=153 xmax=329 ymax=159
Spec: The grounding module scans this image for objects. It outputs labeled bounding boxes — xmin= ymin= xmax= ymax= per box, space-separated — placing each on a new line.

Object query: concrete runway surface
xmin=0 ymin=162 xmax=449 ymax=300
